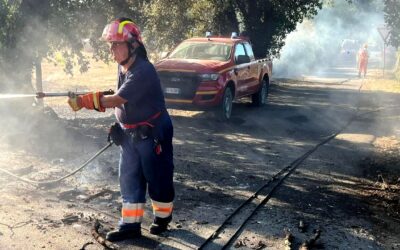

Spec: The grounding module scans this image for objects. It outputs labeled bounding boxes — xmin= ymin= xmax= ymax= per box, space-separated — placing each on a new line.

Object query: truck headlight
xmin=199 ymin=73 xmax=219 ymax=81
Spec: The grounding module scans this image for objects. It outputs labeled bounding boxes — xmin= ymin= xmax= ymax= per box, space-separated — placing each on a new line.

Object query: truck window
xmin=169 ymin=42 xmax=231 ymax=61
xmin=168 ymin=43 xmax=192 ymax=59
xmin=244 ymin=43 xmax=255 ymax=61
xmin=234 ymin=43 xmax=246 ymax=63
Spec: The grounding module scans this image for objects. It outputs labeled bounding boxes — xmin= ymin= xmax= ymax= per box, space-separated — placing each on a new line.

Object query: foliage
xmin=0 ymin=0 xmax=144 ymax=91
xmin=383 ymin=0 xmax=400 ymax=77
xmin=143 ymin=0 xmax=324 ymax=58
xmin=0 ymin=0 xmax=330 ymax=91
xmin=230 ymin=1 xmax=323 ymax=58
xmin=384 ymin=0 xmax=400 ymax=48
xmin=143 ymin=0 xmax=194 ymax=55
xmin=143 ymin=0 xmax=239 ymax=56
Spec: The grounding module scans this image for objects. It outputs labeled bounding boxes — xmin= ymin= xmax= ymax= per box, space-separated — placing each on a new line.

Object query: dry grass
xmin=38 ymin=56 xmax=117 ymax=92
xmin=361 ymin=69 xmax=400 ymax=94
xmin=32 ymin=54 xmax=117 ymax=106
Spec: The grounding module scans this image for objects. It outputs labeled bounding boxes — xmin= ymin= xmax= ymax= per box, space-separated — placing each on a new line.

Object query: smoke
xmin=274 ymin=0 xmax=385 ymax=78
xmin=0 ymin=2 xmax=113 ymax=183
xmin=271 ymin=0 xmax=400 ymax=166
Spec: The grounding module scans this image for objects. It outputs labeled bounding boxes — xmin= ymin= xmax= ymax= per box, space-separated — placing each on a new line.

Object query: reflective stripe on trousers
xmin=151 ymin=200 xmax=173 ymax=218
xmin=122 ymin=202 xmax=145 ymax=223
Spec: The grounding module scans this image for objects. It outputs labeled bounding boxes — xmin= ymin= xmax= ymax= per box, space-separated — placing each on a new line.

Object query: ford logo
xmin=171 ymin=77 xmax=181 ymax=82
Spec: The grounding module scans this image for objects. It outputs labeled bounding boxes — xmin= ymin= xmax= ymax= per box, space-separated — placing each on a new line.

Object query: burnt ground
xmin=0 ymin=72 xmax=399 ymax=249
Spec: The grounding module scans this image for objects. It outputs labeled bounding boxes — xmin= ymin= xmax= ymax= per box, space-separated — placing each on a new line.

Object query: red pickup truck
xmin=155 ymin=35 xmax=272 ymax=120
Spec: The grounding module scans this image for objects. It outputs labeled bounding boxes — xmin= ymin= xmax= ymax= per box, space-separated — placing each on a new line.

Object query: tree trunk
xmin=395 ymin=49 xmax=400 ymax=81
xmin=213 ymin=0 xmax=239 ymax=35
xmin=238 ymin=1 xmax=274 ymax=58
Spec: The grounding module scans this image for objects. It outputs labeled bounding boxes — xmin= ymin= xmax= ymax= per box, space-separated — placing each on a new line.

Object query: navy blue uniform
xmin=116 ymin=57 xmax=165 ymax=123
xmin=115 ymin=57 xmax=174 ymax=230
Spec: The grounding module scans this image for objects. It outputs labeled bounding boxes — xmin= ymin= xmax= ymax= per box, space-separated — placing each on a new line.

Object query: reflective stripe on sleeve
xmin=92 ymin=92 xmax=100 ymax=110
xmin=151 ymin=200 xmax=173 ymax=218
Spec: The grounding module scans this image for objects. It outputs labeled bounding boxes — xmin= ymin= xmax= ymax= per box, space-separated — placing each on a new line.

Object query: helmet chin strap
xmin=119 ymin=42 xmax=136 ymax=66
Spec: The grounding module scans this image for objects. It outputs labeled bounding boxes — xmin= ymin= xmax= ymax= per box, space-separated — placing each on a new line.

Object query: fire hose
xmin=36 ymin=89 xmax=115 ymax=98
xmin=0 ymin=142 xmax=113 ymax=185
xmin=0 ymin=89 xmax=115 ymax=99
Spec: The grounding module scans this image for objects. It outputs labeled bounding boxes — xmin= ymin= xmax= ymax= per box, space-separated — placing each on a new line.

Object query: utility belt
xmin=121 ymin=111 xmax=161 ymax=142
xmin=125 ymin=125 xmax=153 ymax=142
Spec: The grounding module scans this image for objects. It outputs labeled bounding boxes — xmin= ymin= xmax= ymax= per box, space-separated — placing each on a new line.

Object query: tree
xmin=0 ymin=0 xmax=330 ymax=92
xmin=0 ymin=0 xmax=145 ymax=92
xmin=143 ymin=0 xmax=324 ymax=59
xmin=208 ymin=0 xmax=239 ymax=36
xmin=231 ymin=1 xmax=323 ymax=58
xmin=383 ymin=0 xmax=400 ymax=75
xmin=384 ymin=0 xmax=400 ymax=48
xmin=143 ymin=0 xmax=195 ymax=55
xmin=0 ymin=0 xmax=50 ymax=92
xmin=142 ymin=0 xmax=239 ymax=55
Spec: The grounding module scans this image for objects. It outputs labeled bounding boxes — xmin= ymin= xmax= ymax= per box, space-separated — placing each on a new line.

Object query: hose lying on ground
xmin=0 ymin=142 xmax=113 ymax=185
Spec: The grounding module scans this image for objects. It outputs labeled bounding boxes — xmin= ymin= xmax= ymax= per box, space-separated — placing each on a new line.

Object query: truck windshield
xmin=168 ymin=42 xmax=231 ymax=61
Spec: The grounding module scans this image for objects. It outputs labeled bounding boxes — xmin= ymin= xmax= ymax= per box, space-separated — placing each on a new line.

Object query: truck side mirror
xmin=236 ymin=55 xmax=250 ymax=64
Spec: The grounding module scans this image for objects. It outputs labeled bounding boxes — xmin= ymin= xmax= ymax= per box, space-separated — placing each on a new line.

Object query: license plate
xmin=165 ymin=87 xmax=180 ymax=94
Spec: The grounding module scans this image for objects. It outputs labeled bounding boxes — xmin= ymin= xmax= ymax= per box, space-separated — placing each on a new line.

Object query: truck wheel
xmin=252 ymin=78 xmax=269 ymax=107
xmin=217 ymin=87 xmax=233 ymax=121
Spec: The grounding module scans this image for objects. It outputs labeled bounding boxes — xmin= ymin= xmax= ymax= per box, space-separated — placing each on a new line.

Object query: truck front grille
xmin=158 ymin=71 xmax=199 ymax=100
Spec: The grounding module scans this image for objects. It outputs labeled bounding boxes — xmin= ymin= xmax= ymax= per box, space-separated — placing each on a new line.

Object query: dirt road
xmin=0 ymin=69 xmax=399 ymax=249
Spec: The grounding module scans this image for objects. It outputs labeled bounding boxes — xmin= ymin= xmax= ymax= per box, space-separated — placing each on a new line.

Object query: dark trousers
xmin=118 ymin=112 xmax=174 ymax=229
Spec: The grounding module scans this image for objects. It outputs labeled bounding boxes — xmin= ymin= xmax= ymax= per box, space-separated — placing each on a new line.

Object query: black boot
xmin=106 ymin=228 xmax=142 ymax=242
xmin=149 ymin=215 xmax=172 ymax=235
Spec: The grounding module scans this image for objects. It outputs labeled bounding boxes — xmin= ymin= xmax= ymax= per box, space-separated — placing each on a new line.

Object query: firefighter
xmin=67 ymin=17 xmax=175 ymax=241
xmin=357 ymin=43 xmax=369 ymax=78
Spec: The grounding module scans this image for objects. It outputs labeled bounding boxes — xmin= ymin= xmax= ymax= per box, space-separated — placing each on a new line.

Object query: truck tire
xmin=217 ymin=87 xmax=233 ymax=121
xmin=251 ymin=78 xmax=269 ymax=107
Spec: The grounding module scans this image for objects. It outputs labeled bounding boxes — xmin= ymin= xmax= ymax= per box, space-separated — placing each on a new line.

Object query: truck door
xmin=234 ymin=43 xmax=251 ymax=97
xmin=244 ymin=43 xmax=259 ymax=94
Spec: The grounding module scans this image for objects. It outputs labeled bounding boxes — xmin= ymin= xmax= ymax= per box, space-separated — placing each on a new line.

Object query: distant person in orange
xmin=357 ymin=43 xmax=369 ymax=78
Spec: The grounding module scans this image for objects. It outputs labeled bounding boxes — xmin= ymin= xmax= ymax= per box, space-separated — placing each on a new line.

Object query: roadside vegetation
xmin=0 ymin=0 xmax=398 ymax=94
xmin=362 ymin=70 xmax=400 ymax=93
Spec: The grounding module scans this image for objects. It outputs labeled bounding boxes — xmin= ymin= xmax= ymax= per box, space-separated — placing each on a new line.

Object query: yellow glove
xmin=68 ymin=93 xmax=82 ymax=111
